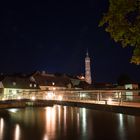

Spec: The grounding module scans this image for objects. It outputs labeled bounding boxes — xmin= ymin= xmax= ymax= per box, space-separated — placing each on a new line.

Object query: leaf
xmin=99 ymin=0 xmax=140 ymax=65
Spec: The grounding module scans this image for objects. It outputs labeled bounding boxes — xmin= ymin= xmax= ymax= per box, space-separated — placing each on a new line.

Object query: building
xmin=85 ymin=50 xmax=92 ymax=84
xmin=125 ymin=84 xmax=139 ymax=90
xmin=125 ymin=83 xmax=139 ymax=100
xmin=32 ymin=71 xmax=73 ymax=91
xmin=31 ymin=71 xmax=92 ymax=90
xmin=0 ymin=75 xmax=40 ymax=100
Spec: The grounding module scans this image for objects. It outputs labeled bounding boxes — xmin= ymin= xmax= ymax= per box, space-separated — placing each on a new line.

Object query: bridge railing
xmin=0 ymin=89 xmax=140 ymax=106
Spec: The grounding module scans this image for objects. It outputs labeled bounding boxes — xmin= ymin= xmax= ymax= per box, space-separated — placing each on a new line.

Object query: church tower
xmin=85 ymin=50 xmax=92 ymax=84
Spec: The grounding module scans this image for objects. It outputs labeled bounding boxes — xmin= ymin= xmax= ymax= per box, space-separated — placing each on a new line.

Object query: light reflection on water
xmin=118 ymin=114 xmax=125 ymax=140
xmin=43 ymin=134 xmax=49 ymax=140
xmin=7 ymin=109 xmax=19 ymax=113
xmin=81 ymin=108 xmax=87 ymax=135
xmin=117 ymin=113 xmax=137 ymax=140
xmin=14 ymin=124 xmax=20 ymax=140
xmin=77 ymin=112 xmax=80 ymax=132
xmin=45 ymin=107 xmax=56 ymax=136
xmin=64 ymin=106 xmax=67 ymax=133
xmin=0 ymin=118 xmax=4 ymax=140
xmin=0 ymin=106 xmax=140 ymax=140
xmin=119 ymin=114 xmax=124 ymax=128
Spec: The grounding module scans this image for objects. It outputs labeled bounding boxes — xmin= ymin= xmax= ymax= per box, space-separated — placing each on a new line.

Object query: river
xmin=0 ymin=105 xmax=140 ymax=140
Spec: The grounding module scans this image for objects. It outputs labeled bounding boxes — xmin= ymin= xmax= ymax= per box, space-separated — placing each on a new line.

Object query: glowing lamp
xmin=58 ymin=95 xmax=63 ymax=101
xmin=31 ymin=96 xmax=36 ymax=101
xmin=108 ymin=98 xmax=112 ymax=104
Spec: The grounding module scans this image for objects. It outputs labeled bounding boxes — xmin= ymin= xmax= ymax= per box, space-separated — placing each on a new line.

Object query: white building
xmin=0 ymin=76 xmax=40 ymax=100
xmin=125 ymin=84 xmax=139 ymax=100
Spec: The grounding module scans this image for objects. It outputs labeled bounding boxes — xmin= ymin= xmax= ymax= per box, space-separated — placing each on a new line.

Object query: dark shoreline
xmin=0 ymin=99 xmax=140 ymax=116
xmin=54 ymin=100 xmax=140 ymax=116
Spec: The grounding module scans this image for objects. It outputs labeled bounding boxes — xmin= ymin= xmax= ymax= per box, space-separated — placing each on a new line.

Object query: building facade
xmin=0 ymin=76 xmax=40 ymax=100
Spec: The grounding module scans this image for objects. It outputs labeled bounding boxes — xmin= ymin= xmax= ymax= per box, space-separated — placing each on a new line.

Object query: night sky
xmin=0 ymin=1 xmax=140 ymax=83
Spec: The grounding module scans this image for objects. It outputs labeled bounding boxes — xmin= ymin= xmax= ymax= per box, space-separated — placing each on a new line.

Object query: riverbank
xmin=0 ymin=99 xmax=140 ymax=116
xmin=0 ymin=99 xmax=53 ymax=109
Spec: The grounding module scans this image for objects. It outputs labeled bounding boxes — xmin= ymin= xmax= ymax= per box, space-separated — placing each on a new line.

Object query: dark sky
xmin=0 ymin=1 xmax=140 ymax=83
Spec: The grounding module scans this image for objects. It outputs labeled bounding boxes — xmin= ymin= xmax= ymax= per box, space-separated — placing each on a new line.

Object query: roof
xmin=1 ymin=76 xmax=40 ymax=89
xmin=32 ymin=72 xmax=95 ymax=89
xmin=74 ymin=80 xmax=93 ymax=89
xmin=33 ymin=73 xmax=72 ymax=87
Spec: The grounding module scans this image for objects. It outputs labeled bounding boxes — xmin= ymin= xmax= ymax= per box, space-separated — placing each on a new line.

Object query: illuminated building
xmin=0 ymin=76 xmax=40 ymax=100
xmin=32 ymin=71 xmax=73 ymax=91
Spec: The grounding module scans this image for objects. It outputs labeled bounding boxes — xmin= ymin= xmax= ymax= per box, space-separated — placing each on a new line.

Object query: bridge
xmin=1 ymin=89 xmax=140 ymax=108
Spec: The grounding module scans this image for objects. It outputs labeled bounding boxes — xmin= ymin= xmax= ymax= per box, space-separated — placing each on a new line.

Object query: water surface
xmin=0 ymin=105 xmax=140 ymax=140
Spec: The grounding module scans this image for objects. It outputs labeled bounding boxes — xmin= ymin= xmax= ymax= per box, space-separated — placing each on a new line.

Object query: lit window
xmin=12 ymin=90 xmax=17 ymax=95
xmin=13 ymin=82 xmax=16 ymax=86
xmin=34 ymin=84 xmax=36 ymax=87
xmin=29 ymin=84 xmax=32 ymax=87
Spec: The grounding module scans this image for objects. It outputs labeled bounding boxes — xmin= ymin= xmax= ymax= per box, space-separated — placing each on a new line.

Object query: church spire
xmin=86 ymin=49 xmax=89 ymax=57
xmin=85 ymin=49 xmax=92 ymax=84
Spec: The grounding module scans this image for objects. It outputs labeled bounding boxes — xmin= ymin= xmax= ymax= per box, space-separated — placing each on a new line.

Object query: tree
xmin=99 ymin=0 xmax=140 ymax=65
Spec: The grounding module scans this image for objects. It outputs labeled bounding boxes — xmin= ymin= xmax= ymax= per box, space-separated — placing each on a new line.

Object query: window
xmin=29 ymin=84 xmax=32 ymax=87
xmin=12 ymin=90 xmax=17 ymax=95
xmin=34 ymin=84 xmax=36 ymax=87
xmin=13 ymin=82 xmax=16 ymax=86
